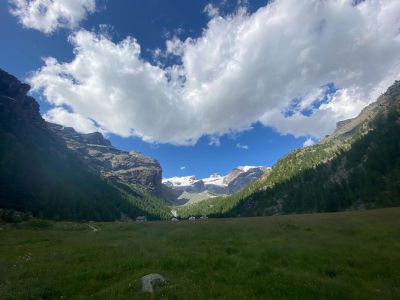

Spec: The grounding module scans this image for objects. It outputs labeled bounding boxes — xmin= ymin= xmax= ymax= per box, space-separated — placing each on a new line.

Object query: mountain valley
xmin=1 ymin=67 xmax=400 ymax=222
xmin=2 ymin=1 xmax=400 ymax=298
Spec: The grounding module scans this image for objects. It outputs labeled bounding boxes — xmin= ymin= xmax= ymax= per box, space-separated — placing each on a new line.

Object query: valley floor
xmin=0 ymin=208 xmax=399 ymax=299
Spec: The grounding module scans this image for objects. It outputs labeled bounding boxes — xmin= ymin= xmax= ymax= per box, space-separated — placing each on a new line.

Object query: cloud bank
xmin=31 ymin=0 xmax=400 ymax=145
xmin=9 ymin=0 xmax=96 ymax=34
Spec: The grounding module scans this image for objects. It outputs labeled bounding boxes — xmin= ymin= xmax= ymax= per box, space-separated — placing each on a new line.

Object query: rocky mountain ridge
xmin=48 ymin=123 xmax=163 ymax=194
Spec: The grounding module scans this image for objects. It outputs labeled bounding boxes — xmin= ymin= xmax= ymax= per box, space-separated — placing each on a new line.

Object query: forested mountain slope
xmin=179 ymin=81 xmax=400 ymax=218
xmin=0 ymin=69 xmax=170 ymax=221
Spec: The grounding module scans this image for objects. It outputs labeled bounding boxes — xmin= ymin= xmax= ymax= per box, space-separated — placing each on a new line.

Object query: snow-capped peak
xmin=163 ymin=165 xmax=271 ymax=199
xmin=236 ymin=165 xmax=265 ymax=172
xmin=162 ymin=176 xmax=199 ymax=187
xmin=202 ymin=173 xmax=225 ymax=187
xmin=163 ymin=166 xmax=270 ymax=189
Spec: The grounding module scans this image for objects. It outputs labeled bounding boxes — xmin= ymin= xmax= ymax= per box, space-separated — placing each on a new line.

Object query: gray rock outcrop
xmin=141 ymin=273 xmax=166 ymax=293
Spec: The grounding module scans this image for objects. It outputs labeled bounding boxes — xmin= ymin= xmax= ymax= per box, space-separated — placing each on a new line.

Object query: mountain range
xmin=1 ymin=67 xmax=399 ymax=221
xmin=163 ymin=166 xmax=271 ymax=205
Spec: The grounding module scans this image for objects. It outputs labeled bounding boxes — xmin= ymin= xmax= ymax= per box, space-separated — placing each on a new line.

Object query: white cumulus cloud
xmin=43 ymin=107 xmax=100 ymax=133
xmin=303 ymin=138 xmax=315 ymax=147
xmin=30 ymin=0 xmax=400 ymax=145
xmin=203 ymin=3 xmax=220 ymax=19
xmin=9 ymin=0 xmax=96 ymax=34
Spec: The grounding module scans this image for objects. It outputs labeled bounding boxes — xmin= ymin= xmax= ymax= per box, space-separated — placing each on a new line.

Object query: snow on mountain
xmin=237 ymin=166 xmax=265 ymax=172
xmin=163 ymin=167 xmax=268 ymax=187
xmin=202 ymin=173 xmax=226 ymax=187
xmin=162 ymin=176 xmax=200 ymax=187
xmin=163 ymin=173 xmax=227 ymax=188
xmin=163 ymin=166 xmax=271 ymax=205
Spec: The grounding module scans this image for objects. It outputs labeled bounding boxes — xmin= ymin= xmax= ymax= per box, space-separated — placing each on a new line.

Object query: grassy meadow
xmin=0 ymin=208 xmax=399 ymax=299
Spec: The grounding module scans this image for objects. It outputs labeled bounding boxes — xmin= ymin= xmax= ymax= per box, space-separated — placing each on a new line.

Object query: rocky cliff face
xmin=223 ymin=166 xmax=270 ymax=193
xmin=0 ymin=71 xmax=44 ymax=128
xmin=48 ymin=123 xmax=163 ymax=193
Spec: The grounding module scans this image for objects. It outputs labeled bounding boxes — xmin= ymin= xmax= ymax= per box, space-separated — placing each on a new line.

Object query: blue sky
xmin=1 ymin=0 xmax=399 ymax=178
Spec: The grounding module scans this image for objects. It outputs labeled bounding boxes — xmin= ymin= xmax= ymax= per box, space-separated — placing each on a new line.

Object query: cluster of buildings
xmin=135 ymin=215 xmax=208 ymax=222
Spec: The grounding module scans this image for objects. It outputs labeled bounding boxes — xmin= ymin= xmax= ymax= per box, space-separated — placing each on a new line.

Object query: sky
xmin=1 ymin=0 xmax=400 ymax=178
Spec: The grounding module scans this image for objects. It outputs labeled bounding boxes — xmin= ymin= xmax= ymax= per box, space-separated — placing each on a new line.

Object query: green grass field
xmin=0 ymin=208 xmax=399 ymax=299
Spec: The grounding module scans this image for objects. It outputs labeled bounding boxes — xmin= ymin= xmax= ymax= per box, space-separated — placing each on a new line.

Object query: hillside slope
xmin=0 ymin=69 xmax=170 ymax=221
xmin=179 ymin=81 xmax=400 ymax=217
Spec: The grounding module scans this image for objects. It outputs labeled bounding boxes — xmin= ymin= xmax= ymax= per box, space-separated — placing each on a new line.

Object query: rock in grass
xmin=141 ymin=273 xmax=166 ymax=293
